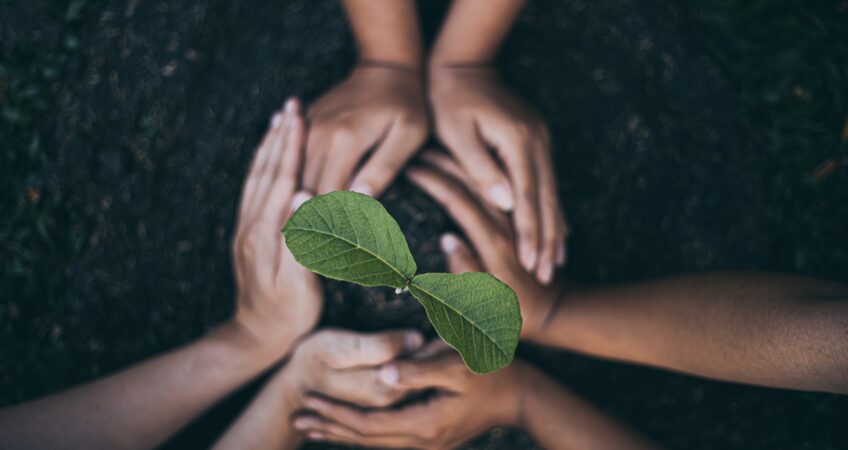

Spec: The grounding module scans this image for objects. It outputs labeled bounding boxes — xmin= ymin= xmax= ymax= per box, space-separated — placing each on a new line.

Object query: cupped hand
xmin=294 ymin=341 xmax=527 ymax=449
xmin=406 ymin=150 xmax=561 ymax=341
xmin=283 ymin=328 xmax=425 ymax=408
xmin=304 ymin=63 xmax=428 ymax=197
xmin=232 ymin=98 xmax=321 ymax=352
xmin=429 ymin=66 xmax=568 ymax=283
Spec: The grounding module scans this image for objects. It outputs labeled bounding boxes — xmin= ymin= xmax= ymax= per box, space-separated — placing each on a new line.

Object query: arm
xmin=428 ymin=1 xmax=568 ymax=284
xmin=303 ymin=0 xmax=427 ymax=197
xmin=430 ymin=0 xmax=527 ymax=66
xmin=406 ymin=155 xmax=848 ymax=394
xmin=213 ymin=329 xmax=425 ymax=450
xmin=0 ymin=324 xmax=290 ymax=450
xmin=0 ymin=99 xmax=322 ymax=449
xmin=295 ymin=342 xmax=658 ymax=449
xmin=520 ymin=364 xmax=657 ymax=450
xmin=541 ymin=273 xmax=848 ymax=394
xmin=342 ymin=0 xmax=423 ymax=68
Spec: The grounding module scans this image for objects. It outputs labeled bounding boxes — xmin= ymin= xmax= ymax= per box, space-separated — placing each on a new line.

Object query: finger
xmin=406 ymin=166 xmax=512 ymax=266
xmin=302 ymin=396 xmax=430 ymax=436
xmin=265 ymin=104 xmax=306 ymax=225
xmin=349 ymin=121 xmax=426 ymax=197
xmin=302 ymin=122 xmax=330 ymax=192
xmin=318 ymin=367 xmax=406 ymax=408
xmin=437 ymin=119 xmax=514 ymax=211
xmin=418 ymin=150 xmax=511 ymax=233
xmin=248 ymin=100 xmax=295 ymax=217
xmin=556 ymin=209 xmax=569 ymax=267
xmin=294 ymin=415 xmax=412 ymax=448
xmin=533 ymin=144 xmax=561 ymax=284
xmin=379 ymin=351 xmax=466 ymax=391
xmin=319 ymin=329 xmax=425 ymax=369
xmin=281 ymin=191 xmax=313 ymax=267
xmin=239 ymin=107 xmax=286 ymax=220
xmin=498 ymin=133 xmax=540 ymax=273
xmin=316 ymin=127 xmax=374 ymax=194
xmin=440 ymin=233 xmax=482 ymax=274
xmin=410 ymin=339 xmax=451 ymax=359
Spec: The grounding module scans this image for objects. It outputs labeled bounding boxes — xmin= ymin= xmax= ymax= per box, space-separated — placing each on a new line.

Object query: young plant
xmin=282 ymin=191 xmax=522 ymax=374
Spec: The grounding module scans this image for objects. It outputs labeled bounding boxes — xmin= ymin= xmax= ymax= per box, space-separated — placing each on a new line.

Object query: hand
xmin=231 ymin=98 xmax=321 ymax=352
xmin=304 ymin=63 xmax=428 ymax=196
xmin=213 ymin=328 xmax=424 ymax=450
xmin=283 ymin=328 xmax=425 ymax=408
xmin=429 ymin=66 xmax=567 ymax=283
xmin=294 ymin=341 xmax=527 ymax=449
xmin=406 ymin=151 xmax=560 ymax=341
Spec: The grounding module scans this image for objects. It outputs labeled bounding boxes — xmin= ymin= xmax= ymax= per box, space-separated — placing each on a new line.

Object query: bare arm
xmin=0 ymin=324 xmax=291 ymax=450
xmin=520 ymin=364 xmax=658 ymax=450
xmin=430 ymin=0 xmax=527 ymax=66
xmin=0 ymin=100 xmax=323 ymax=449
xmin=542 ymin=273 xmax=848 ymax=394
xmin=342 ymin=0 xmax=422 ymax=68
xmin=405 ymin=156 xmax=848 ymax=395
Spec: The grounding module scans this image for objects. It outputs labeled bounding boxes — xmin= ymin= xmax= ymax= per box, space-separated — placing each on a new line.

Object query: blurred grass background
xmin=1 ymin=0 xmax=847 ymax=448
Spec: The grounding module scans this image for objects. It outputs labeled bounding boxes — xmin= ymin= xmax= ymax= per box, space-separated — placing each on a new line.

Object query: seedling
xmin=282 ymin=191 xmax=522 ymax=374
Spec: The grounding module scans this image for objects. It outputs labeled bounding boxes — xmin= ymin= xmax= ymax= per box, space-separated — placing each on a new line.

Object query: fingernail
xmin=270 ymin=112 xmax=283 ymax=129
xmin=440 ymin=234 xmax=461 ymax=254
xmin=404 ymin=332 xmax=424 ymax=351
xmin=538 ymin=259 xmax=554 ymax=285
xmin=293 ymin=417 xmax=313 ymax=430
xmin=284 ymin=97 xmax=297 ymax=113
xmin=349 ymin=182 xmax=373 ymax=197
xmin=488 ymin=182 xmax=514 ymax=211
xmin=520 ymin=244 xmax=537 ymax=272
xmin=307 ymin=433 xmax=324 ymax=440
xmin=291 ymin=191 xmax=312 ymax=212
xmin=379 ymin=364 xmax=399 ymax=385
xmin=555 ymin=243 xmax=566 ymax=266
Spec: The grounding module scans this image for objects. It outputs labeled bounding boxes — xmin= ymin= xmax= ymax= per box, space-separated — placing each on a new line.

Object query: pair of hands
xmin=227 ymin=98 xmax=563 ymax=448
xmin=306 ymin=62 xmax=568 ymax=284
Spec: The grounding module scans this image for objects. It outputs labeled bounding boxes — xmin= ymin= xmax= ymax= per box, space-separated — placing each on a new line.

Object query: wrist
xmin=512 ymin=363 xmax=551 ymax=431
xmin=427 ymin=63 xmax=500 ymax=93
xmin=224 ymin=315 xmax=300 ymax=364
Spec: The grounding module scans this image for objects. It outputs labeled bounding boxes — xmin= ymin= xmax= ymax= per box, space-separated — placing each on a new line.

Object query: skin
xmin=304 ymin=0 xmax=428 ymax=197
xmin=292 ymin=342 xmax=657 ymax=449
xmin=406 ymin=153 xmax=848 ymax=395
xmin=213 ymin=329 xmax=426 ymax=450
xmin=310 ymin=0 xmax=565 ymax=284
xmin=0 ymin=99 xmax=320 ymax=450
xmin=429 ymin=0 xmax=568 ymax=284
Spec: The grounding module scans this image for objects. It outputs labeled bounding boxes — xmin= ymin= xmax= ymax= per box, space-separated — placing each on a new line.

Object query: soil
xmin=1 ymin=0 xmax=847 ymax=449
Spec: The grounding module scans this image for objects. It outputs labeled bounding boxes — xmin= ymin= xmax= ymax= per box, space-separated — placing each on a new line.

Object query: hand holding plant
xmin=303 ymin=64 xmax=428 ymax=196
xmin=293 ymin=340 xmax=528 ymax=448
xmin=213 ymin=328 xmax=425 ymax=450
xmin=231 ymin=98 xmax=321 ymax=353
xmin=429 ymin=66 xmax=568 ymax=284
xmin=407 ymin=150 xmax=561 ymax=341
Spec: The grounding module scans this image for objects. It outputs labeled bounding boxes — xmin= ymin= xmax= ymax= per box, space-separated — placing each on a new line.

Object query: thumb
xmin=440 ymin=233 xmax=482 ymax=274
xmin=322 ymin=329 xmax=425 ymax=369
xmin=379 ymin=351 xmax=465 ymax=390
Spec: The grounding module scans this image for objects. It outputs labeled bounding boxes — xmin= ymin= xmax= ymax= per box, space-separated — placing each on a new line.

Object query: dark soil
xmin=2 ymin=0 xmax=847 ymax=449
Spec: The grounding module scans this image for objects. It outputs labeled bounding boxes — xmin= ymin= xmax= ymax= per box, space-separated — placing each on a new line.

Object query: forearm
xmin=341 ymin=0 xmax=423 ymax=68
xmin=430 ymin=0 xmax=527 ymax=66
xmin=0 ymin=322 xmax=292 ymax=450
xmin=519 ymin=364 xmax=657 ymax=450
xmin=539 ymin=273 xmax=848 ymax=393
xmin=213 ymin=367 xmax=304 ymax=450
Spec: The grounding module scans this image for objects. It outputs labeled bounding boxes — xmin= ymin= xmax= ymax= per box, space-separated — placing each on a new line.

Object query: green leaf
xmin=282 ymin=191 xmax=416 ymax=289
xmin=409 ymin=272 xmax=522 ymax=374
